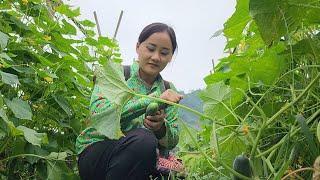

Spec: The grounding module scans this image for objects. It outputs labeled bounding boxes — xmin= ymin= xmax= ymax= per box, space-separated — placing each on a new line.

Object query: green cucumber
xmin=146 ymin=102 xmax=159 ymax=116
xmin=233 ymin=154 xmax=252 ymax=180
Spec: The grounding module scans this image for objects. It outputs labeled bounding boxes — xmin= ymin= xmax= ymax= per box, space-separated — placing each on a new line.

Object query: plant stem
xmin=267 ymin=73 xmax=320 ymax=126
xmin=280 ymin=167 xmax=314 ymax=180
xmin=179 ymin=119 xmax=228 ymax=178
xmin=134 ymin=93 xmax=229 ymax=128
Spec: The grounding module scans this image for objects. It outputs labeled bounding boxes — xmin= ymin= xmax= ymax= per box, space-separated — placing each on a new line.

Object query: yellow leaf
xmin=242 ymin=125 xmax=249 ymax=135
xmin=22 ymin=0 xmax=28 ymax=5
xmin=44 ymin=77 xmax=53 ymax=83
xmin=43 ymin=35 xmax=51 ymax=41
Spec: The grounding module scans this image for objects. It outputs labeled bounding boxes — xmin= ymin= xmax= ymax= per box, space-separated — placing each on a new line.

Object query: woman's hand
xmin=160 ymin=89 xmax=183 ymax=103
xmin=144 ymin=109 xmax=166 ymax=132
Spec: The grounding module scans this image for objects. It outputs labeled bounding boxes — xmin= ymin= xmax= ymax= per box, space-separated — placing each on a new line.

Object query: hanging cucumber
xmin=146 ymin=102 xmax=159 ymax=116
xmin=233 ymin=154 xmax=252 ymax=180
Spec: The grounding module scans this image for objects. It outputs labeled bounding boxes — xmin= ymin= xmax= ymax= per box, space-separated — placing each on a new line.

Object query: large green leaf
xmin=0 ymin=70 xmax=20 ymax=85
xmin=17 ymin=126 xmax=48 ymax=146
xmin=90 ymin=106 xmax=123 ymax=139
xmin=95 ymin=60 xmax=134 ymax=106
xmin=5 ymin=98 xmax=32 ymax=120
xmin=223 ymin=0 xmax=251 ymax=48
xmin=199 ymin=81 xmax=232 ymax=121
xmin=0 ymin=31 xmax=9 ymax=50
xmin=249 ymin=0 xmax=287 ymax=45
xmin=0 ymin=108 xmax=23 ymax=136
xmin=47 ymin=161 xmax=79 ymax=180
xmin=90 ymin=60 xmax=134 ymax=139
xmin=250 ymin=0 xmax=320 ymax=45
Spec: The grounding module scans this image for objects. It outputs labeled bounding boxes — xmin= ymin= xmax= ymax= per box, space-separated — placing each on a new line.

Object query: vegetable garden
xmin=0 ymin=0 xmax=319 ymax=179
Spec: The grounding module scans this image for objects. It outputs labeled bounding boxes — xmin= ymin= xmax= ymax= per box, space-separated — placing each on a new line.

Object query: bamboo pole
xmin=93 ymin=11 xmax=102 ymax=37
xmin=113 ymin=10 xmax=124 ymax=40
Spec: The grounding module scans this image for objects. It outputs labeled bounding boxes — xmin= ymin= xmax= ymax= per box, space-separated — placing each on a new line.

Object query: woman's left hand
xmin=144 ymin=109 xmax=166 ymax=132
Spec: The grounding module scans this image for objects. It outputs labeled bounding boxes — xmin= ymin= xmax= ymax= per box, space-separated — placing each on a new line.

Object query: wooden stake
xmin=113 ymin=10 xmax=124 ymax=40
xmin=93 ymin=11 xmax=102 ymax=37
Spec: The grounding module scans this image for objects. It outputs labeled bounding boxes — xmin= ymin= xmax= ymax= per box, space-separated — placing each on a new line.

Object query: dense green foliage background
xmin=0 ymin=0 xmax=319 ymax=179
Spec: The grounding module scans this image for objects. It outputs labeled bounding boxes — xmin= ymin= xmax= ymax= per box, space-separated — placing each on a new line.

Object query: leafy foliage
xmin=0 ymin=0 xmax=121 ymax=179
xmin=178 ymin=0 xmax=320 ymax=179
xmin=0 ymin=0 xmax=319 ymax=179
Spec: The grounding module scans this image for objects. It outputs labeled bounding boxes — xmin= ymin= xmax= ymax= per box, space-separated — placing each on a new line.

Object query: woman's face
xmin=136 ymin=31 xmax=173 ymax=78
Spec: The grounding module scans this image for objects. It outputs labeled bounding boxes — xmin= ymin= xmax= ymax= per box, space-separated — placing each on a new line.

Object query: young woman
xmin=76 ymin=22 xmax=184 ymax=180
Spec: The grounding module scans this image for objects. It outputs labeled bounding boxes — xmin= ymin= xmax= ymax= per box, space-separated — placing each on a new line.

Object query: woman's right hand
xmin=160 ymin=89 xmax=183 ymax=103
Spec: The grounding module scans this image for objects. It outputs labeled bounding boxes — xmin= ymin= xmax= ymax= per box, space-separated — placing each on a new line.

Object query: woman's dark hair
xmin=138 ymin=22 xmax=177 ymax=54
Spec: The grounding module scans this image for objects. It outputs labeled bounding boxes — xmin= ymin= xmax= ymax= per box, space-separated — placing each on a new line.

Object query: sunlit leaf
xmin=55 ymin=4 xmax=80 ymax=18
xmin=224 ymin=0 xmax=251 ymax=48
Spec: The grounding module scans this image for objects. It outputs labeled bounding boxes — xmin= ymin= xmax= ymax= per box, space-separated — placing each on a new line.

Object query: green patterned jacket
xmin=75 ymin=62 xmax=180 ymax=155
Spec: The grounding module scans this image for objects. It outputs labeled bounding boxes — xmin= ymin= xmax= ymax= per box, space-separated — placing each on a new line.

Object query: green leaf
xmin=61 ymin=19 xmax=77 ymax=35
xmin=5 ymin=98 xmax=32 ymax=120
xmin=55 ymin=4 xmax=80 ymax=18
xmin=249 ymin=0 xmax=286 ymax=45
xmin=223 ymin=0 xmax=251 ymax=48
xmin=47 ymin=161 xmax=78 ymax=180
xmin=0 ymin=31 xmax=9 ymax=50
xmin=0 ymin=70 xmax=20 ymax=85
xmin=0 ymin=52 xmax=13 ymax=61
xmin=91 ymin=106 xmax=123 ymax=139
xmin=17 ymin=126 xmax=48 ymax=146
xmin=317 ymin=120 xmax=320 ymax=143
xmin=95 ymin=61 xmax=134 ymax=106
xmin=0 ymin=108 xmax=23 ymax=136
xmin=47 ymin=152 xmax=68 ymax=161
xmin=53 ymin=94 xmax=74 ymax=118
xmin=199 ymin=81 xmax=232 ymax=121
xmin=296 ymin=114 xmax=319 ymax=159
xmin=79 ymin=20 xmax=95 ymax=27
xmin=98 ymin=37 xmax=116 ymax=47
xmin=91 ymin=61 xmax=134 ymax=139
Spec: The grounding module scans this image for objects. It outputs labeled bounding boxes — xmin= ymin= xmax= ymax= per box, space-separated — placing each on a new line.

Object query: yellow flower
xmin=22 ymin=0 xmax=28 ymax=5
xmin=242 ymin=125 xmax=249 ymax=135
xmin=44 ymin=77 xmax=53 ymax=83
xmin=22 ymin=94 xmax=30 ymax=100
xmin=43 ymin=35 xmax=51 ymax=41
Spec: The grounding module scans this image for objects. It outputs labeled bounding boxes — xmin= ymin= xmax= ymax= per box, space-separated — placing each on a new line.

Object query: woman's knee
xmin=126 ymin=128 xmax=158 ymax=154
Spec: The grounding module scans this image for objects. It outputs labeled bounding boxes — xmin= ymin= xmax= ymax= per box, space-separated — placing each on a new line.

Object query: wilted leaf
xmin=17 ymin=126 xmax=48 ymax=146
xmin=5 ymin=98 xmax=32 ymax=120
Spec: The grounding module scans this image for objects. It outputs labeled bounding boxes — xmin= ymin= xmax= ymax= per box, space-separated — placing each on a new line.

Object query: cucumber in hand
xmin=146 ymin=102 xmax=159 ymax=116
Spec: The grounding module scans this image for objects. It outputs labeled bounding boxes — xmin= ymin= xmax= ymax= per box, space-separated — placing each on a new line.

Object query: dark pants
xmin=78 ymin=128 xmax=159 ymax=180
